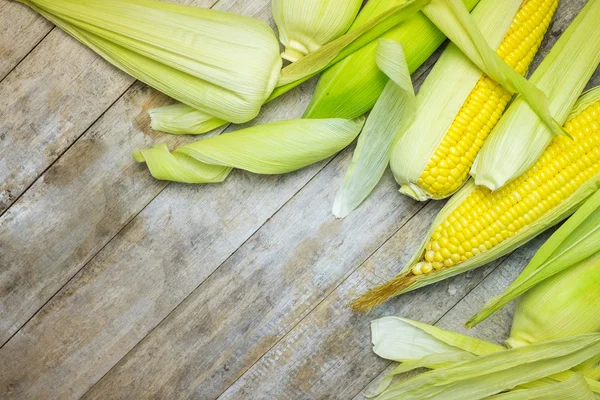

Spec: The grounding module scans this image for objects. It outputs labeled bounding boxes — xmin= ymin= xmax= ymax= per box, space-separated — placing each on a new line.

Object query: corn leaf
xmin=468 ymin=189 xmax=600 ymax=328
xmin=422 ymin=0 xmax=565 ymax=139
xmin=488 ymin=373 xmax=595 ymax=400
xmin=134 ymin=117 xmax=365 ymax=183
xmin=149 ymin=104 xmax=227 ymax=135
xmin=333 ymin=39 xmax=415 ymax=218
xmin=376 ymin=333 xmax=600 ymax=400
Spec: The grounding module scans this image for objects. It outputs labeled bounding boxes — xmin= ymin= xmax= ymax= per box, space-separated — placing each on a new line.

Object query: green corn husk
xmin=19 ymin=0 xmax=283 ymax=125
xmin=472 ymin=0 xmax=600 ymax=190
xmin=133 ymin=117 xmax=365 ymax=183
xmin=375 ymin=333 xmax=600 ymax=400
xmin=149 ymin=105 xmax=228 ymax=136
xmin=352 ymin=87 xmax=600 ymax=311
xmin=332 ymin=39 xmax=416 ymax=218
xmin=487 ymin=373 xmax=595 ymax=400
xmin=304 ymin=0 xmax=480 ymax=120
xmin=469 ymin=188 xmax=600 ymax=328
xmin=272 ymin=0 xmax=363 ymax=62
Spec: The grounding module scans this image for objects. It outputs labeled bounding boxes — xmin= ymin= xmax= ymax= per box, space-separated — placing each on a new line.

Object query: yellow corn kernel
xmin=417 ymin=0 xmax=558 ymax=198
xmin=416 ymin=100 xmax=600 ymax=275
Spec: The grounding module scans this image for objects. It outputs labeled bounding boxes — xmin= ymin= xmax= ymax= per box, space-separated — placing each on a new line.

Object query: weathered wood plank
xmin=0 ymin=82 xmax=321 ymax=398
xmin=214 ymin=201 xmax=504 ymax=400
xmin=0 ymin=0 xmax=52 ymax=81
xmin=0 ymin=0 xmax=220 ymax=215
xmin=80 ymin=156 xmax=430 ymax=400
xmin=0 ymin=0 xmax=264 ymax=344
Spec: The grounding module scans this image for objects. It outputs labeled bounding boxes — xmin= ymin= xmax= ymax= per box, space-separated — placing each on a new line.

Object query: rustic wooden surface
xmin=0 ymin=0 xmax=597 ymax=398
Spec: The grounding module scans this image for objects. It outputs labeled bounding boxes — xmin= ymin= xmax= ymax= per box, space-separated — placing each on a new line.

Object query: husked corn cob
xmin=418 ymin=101 xmax=600 ymax=274
xmin=392 ymin=0 xmax=558 ymax=200
xmin=353 ymin=88 xmax=600 ymax=311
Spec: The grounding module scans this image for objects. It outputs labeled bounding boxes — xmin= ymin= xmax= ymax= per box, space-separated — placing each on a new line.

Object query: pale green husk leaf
xmin=149 ymin=104 xmax=227 ymax=135
xmin=472 ymin=0 xmax=600 ymax=190
xmin=390 ymin=0 xmax=523 ymax=201
xmin=375 ymin=333 xmax=600 ymax=400
xmin=333 ymin=39 xmax=415 ymax=218
xmin=272 ymin=0 xmax=363 ymax=62
xmin=468 ymin=188 xmax=600 ymax=328
xmin=134 ymin=117 xmax=364 ymax=183
xmin=304 ymin=0 xmax=480 ymax=120
xmin=506 ymin=252 xmax=600 ymax=349
xmin=488 ymin=373 xmax=595 ymax=400
xmin=19 ymin=0 xmax=283 ymax=124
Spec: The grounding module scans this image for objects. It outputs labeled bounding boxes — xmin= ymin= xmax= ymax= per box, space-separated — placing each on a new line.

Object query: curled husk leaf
xmin=134 ymin=117 xmax=365 ymax=183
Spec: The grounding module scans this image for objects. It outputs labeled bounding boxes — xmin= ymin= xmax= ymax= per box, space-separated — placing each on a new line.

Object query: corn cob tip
xmin=351 ymin=272 xmax=417 ymax=312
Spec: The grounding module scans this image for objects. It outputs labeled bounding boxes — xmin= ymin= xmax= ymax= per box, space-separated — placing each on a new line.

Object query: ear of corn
xmin=472 ymin=0 xmax=600 ymax=190
xmin=390 ymin=0 xmax=558 ymax=201
xmin=422 ymin=0 xmax=566 ymax=140
xmin=487 ymin=373 xmax=595 ymax=400
xmin=469 ymin=188 xmax=600 ymax=327
xmin=304 ymin=0 xmax=480 ymax=120
xmin=133 ymin=117 xmax=365 ymax=183
xmin=333 ymin=39 xmax=416 ymax=218
xmin=375 ymin=333 xmax=600 ymax=400
xmin=352 ymin=87 xmax=600 ymax=311
xmin=272 ymin=0 xmax=363 ymax=62
xmin=19 ymin=0 xmax=283 ymax=125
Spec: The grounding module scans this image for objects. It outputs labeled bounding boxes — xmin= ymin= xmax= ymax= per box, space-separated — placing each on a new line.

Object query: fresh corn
xmin=472 ymin=0 xmax=600 ymax=190
xmin=390 ymin=0 xmax=558 ymax=200
xmin=272 ymin=0 xmax=363 ymax=62
xmin=19 ymin=0 xmax=282 ymax=125
xmin=303 ymin=0 xmax=480 ymax=120
xmin=353 ymin=87 xmax=600 ymax=311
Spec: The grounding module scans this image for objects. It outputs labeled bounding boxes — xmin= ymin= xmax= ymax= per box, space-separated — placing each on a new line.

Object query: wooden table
xmin=0 ymin=0 xmax=597 ymax=398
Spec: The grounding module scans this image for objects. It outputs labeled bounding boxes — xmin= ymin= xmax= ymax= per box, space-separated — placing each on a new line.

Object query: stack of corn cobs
xmin=20 ymin=0 xmax=600 ymax=398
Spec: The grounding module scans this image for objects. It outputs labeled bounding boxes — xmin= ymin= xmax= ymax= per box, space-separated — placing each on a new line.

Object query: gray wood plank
xmin=0 ymin=0 xmax=220 ymax=215
xmin=214 ymin=201 xmax=504 ymax=400
xmin=0 ymin=0 xmax=265 ymax=344
xmin=0 ymin=0 xmax=52 ymax=81
xmin=0 ymin=81 xmax=321 ymax=398
xmin=81 ymin=155 xmax=429 ymax=400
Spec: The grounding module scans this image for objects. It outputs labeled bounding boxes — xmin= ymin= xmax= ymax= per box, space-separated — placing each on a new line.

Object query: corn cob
xmin=353 ymin=87 xmax=600 ymax=311
xmin=303 ymin=0 xmax=480 ymax=120
xmin=390 ymin=0 xmax=558 ymax=200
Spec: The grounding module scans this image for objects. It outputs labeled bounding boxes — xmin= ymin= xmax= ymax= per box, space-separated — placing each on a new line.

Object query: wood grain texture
xmin=0 ymin=0 xmax=52 ymax=81
xmin=215 ymin=201 xmax=504 ymax=400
